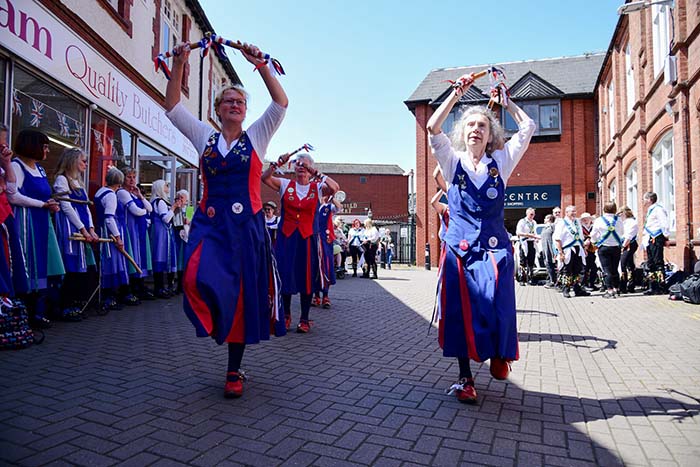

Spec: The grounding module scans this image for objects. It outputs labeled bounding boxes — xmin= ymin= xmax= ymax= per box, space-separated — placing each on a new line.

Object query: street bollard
xmin=425 ymin=243 xmax=431 ymax=270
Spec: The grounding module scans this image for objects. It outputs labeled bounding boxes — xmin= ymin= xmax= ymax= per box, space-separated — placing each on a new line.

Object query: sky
xmin=199 ymin=0 xmax=620 ymax=172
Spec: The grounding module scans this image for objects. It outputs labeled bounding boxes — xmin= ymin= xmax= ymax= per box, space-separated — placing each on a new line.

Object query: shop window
xmin=651 ymin=132 xmax=676 ymax=232
xmin=175 ymin=159 xmax=198 ymax=208
xmin=503 ymin=99 xmax=561 ymax=136
xmin=360 ymin=176 xmax=367 ymax=184
xmin=10 ymin=67 xmax=86 ymax=180
xmin=89 ymin=114 xmax=133 ymax=196
xmin=607 ymin=81 xmax=615 ymax=140
xmin=0 ymin=58 xmax=5 ymax=124
xmin=98 ymin=0 xmax=133 ymax=36
xmin=138 ymin=140 xmax=173 ymax=201
xmin=652 ymin=3 xmax=671 ymax=77
xmin=625 ymin=161 xmax=638 ymax=217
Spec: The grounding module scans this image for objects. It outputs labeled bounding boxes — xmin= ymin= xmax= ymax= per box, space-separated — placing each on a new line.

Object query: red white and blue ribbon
xmin=29 ymin=99 xmax=45 ymax=127
xmin=73 ymin=122 xmax=83 ymax=145
xmin=154 ymin=33 xmax=285 ymax=81
xmin=270 ymin=143 xmax=314 ymax=174
xmin=445 ymin=66 xmax=510 ymax=108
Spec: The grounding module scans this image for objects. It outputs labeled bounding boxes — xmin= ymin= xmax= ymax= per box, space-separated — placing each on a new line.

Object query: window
xmin=89 ymin=114 xmax=133 ymax=196
xmin=0 ymin=58 xmax=5 ymax=124
xmin=503 ymin=99 xmax=561 ymax=136
xmin=625 ymin=161 xmax=638 ymax=217
xmin=11 ymin=67 xmax=86 ymax=180
xmin=651 ymin=132 xmax=676 ymax=232
xmin=625 ymin=43 xmax=635 ymax=116
xmin=360 ymin=176 xmax=367 ymax=184
xmin=652 ymin=3 xmax=671 ymax=77
xmin=609 ymin=179 xmax=617 ymax=203
xmin=161 ymin=0 xmax=179 ymax=68
xmin=106 ymin=0 xmax=119 ymax=10
xmin=138 ymin=141 xmax=173 ymax=201
xmin=608 ymin=81 xmax=615 ymax=140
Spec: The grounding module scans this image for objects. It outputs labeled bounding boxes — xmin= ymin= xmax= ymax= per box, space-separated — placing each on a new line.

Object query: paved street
xmin=1 ymin=268 xmax=700 ymax=466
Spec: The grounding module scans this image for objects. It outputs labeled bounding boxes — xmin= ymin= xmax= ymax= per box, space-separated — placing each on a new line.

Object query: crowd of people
xmin=514 ymin=194 xmax=670 ymax=299
xmin=0 ymin=125 xmax=191 ymax=330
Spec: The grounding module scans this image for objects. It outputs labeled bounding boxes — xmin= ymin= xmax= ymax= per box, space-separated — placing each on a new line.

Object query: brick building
xmin=1 ymin=0 xmax=238 ymax=203
xmin=405 ymin=54 xmax=604 ymax=266
xmin=598 ymin=0 xmax=699 ymax=271
xmin=261 ymin=163 xmax=409 ymax=222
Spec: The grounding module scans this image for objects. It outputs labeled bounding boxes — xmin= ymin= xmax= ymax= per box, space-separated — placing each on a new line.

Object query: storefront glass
xmin=138 ymin=140 xmax=173 ymax=201
xmin=0 ymin=58 xmax=6 ymax=124
xmin=89 ymin=113 xmax=134 ymax=196
xmin=10 ymin=67 xmax=86 ymax=179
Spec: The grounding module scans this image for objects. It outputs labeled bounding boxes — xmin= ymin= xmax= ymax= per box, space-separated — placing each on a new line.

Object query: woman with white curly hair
xmin=426 ymin=73 xmax=536 ymax=404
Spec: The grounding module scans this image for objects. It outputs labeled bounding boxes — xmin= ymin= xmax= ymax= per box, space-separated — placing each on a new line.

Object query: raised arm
xmin=241 ymin=44 xmax=288 ymax=108
xmin=430 ymin=189 xmax=447 ymax=215
xmin=261 ymin=164 xmax=282 ymax=192
xmin=164 ymin=43 xmax=191 ymax=112
xmin=426 ymin=74 xmax=474 ymax=135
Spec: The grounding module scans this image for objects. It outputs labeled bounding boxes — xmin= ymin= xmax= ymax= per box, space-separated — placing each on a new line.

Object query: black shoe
xmin=544 ymin=282 xmax=556 ymax=289
xmin=155 ymin=288 xmax=171 ymax=299
xmin=574 ymin=287 xmax=591 ymax=297
xmin=139 ymin=290 xmax=156 ymax=301
xmin=31 ymin=317 xmax=52 ymax=329
xmin=562 ymin=288 xmax=571 ymax=298
xmin=121 ymin=294 xmax=141 ymax=306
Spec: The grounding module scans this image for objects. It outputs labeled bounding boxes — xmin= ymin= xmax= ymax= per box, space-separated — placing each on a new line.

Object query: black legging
xmin=349 ymin=245 xmax=362 ymax=273
xmin=283 ymin=293 xmax=312 ymax=322
xmin=364 ymin=243 xmax=378 ymax=273
xmin=646 ymin=235 xmax=666 ymax=273
xmin=597 ymin=245 xmax=621 ymax=290
xmin=620 ymin=240 xmax=638 ymax=277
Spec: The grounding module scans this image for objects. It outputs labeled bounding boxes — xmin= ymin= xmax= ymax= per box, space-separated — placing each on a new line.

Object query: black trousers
xmin=349 ymin=245 xmax=362 ymax=271
xmin=563 ymin=247 xmax=584 ymax=280
xmin=620 ymin=240 xmax=637 ymax=276
xmin=646 ymin=236 xmax=666 ymax=272
xmin=584 ymin=252 xmax=598 ymax=287
xmin=544 ymin=255 xmax=557 ymax=284
xmin=597 ymin=245 xmax=621 ymax=290
xmin=521 ymin=241 xmax=536 ymax=268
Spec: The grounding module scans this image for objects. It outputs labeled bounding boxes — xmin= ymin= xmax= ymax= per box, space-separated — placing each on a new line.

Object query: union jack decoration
xmin=29 ymin=99 xmax=45 ymax=127
xmin=73 ymin=122 xmax=84 ymax=145
xmin=12 ymin=89 xmax=22 ymax=116
xmin=56 ymin=111 xmax=71 ymax=138
xmin=92 ymin=129 xmax=104 ymax=154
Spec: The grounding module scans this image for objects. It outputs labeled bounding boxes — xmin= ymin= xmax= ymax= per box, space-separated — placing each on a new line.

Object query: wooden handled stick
xmin=54 ymin=197 xmax=93 ymax=205
xmin=70 ymin=234 xmax=143 ymax=275
xmin=69 ymin=234 xmax=112 ymax=243
xmin=108 ymin=235 xmax=143 ymax=276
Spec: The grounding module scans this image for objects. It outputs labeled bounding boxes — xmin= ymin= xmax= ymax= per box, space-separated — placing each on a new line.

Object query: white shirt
xmin=153 ymin=199 xmax=174 ymax=224
xmin=642 ymin=203 xmax=670 ymax=247
xmin=429 ymin=118 xmax=536 ymax=189
xmin=591 ymin=213 xmax=625 ymax=247
xmin=516 ymin=217 xmax=536 ymax=240
xmin=348 ymin=227 xmax=364 ymax=247
xmin=95 ymin=187 xmax=120 ymax=237
xmin=117 ymin=189 xmax=152 ymax=217
xmin=553 ymin=217 xmax=585 ymax=262
xmin=278 ymin=178 xmax=327 ymax=200
xmin=166 ymin=101 xmax=286 ymax=161
xmin=53 ymin=175 xmax=94 ymax=230
xmin=623 ymin=218 xmax=639 ymax=244
xmin=8 ymin=159 xmax=46 ymax=208
xmin=363 ymin=226 xmax=380 ymax=244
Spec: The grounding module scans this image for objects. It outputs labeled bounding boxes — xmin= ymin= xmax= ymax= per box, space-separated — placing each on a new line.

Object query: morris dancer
xmin=641 ymin=192 xmax=670 ymax=295
xmin=262 ymin=153 xmax=338 ymax=333
xmin=312 ymin=195 xmax=341 ymax=308
xmin=9 ymin=130 xmax=65 ymax=328
xmin=53 ymin=147 xmax=99 ymax=319
xmin=120 ymin=168 xmax=153 ymax=300
xmin=426 ymin=72 xmax=535 ymax=404
xmin=553 ymin=206 xmax=589 ymax=298
xmin=165 ymin=41 xmax=288 ymax=398
xmin=591 ymin=201 xmax=625 ymax=298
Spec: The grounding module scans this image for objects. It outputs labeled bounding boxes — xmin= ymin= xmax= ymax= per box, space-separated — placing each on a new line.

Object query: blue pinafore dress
xmin=183 ymin=132 xmax=285 ymax=345
xmin=13 ymin=161 xmax=65 ymax=291
xmin=438 ymin=158 xmax=519 ymax=362
xmin=55 ymin=184 xmax=96 ymax=273
xmin=317 ymin=202 xmax=336 ymax=291
xmin=121 ymin=190 xmax=152 ymax=278
xmin=95 ymin=189 xmax=129 ymax=289
xmin=150 ymin=198 xmax=177 ymax=274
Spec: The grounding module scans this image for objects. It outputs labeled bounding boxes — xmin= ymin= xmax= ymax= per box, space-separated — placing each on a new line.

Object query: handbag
xmin=0 ymin=298 xmax=44 ymax=350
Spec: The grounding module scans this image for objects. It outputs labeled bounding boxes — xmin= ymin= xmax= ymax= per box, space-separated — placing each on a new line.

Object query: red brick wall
xmin=597 ymin=1 xmax=700 ymax=271
xmin=260 ymin=173 xmax=408 ymax=221
xmin=413 ymin=98 xmax=598 ymax=266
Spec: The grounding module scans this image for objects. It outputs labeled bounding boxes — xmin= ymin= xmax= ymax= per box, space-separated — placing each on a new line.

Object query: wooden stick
xmin=54 ymin=197 xmax=93 ymax=205
xmin=109 ymin=235 xmax=143 ymax=275
xmin=70 ymin=234 xmax=144 ymax=275
xmin=69 ymin=234 xmax=113 ymax=243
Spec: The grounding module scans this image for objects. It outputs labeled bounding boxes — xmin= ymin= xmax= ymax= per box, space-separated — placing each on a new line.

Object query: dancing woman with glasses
xmin=165 ymin=41 xmax=288 ymax=399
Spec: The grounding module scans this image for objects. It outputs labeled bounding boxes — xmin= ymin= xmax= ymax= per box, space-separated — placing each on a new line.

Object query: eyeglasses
xmin=220 ymin=98 xmax=247 ymax=107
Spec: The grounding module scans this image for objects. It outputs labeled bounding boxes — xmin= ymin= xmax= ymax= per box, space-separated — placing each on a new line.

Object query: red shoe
xmin=448 ymin=378 xmax=477 ymax=404
xmin=311 ymin=296 xmax=321 ymax=307
xmin=489 ymin=358 xmax=511 ymax=380
xmin=224 ymin=371 xmax=246 ymax=398
xmin=285 ymin=315 xmax=291 ymax=330
xmin=296 ymin=320 xmax=311 ymax=333
xmin=321 ymin=297 xmax=331 ymax=309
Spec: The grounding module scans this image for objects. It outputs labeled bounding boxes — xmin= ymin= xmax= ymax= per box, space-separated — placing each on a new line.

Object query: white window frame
xmin=608 ymin=81 xmax=615 ymax=141
xmin=652 ymin=4 xmax=671 ymax=77
xmin=609 ymin=179 xmax=617 ymax=203
xmin=625 ymin=160 xmax=638 ymax=217
xmin=161 ymin=0 xmax=178 ymax=68
xmin=651 ymin=132 xmax=676 ymax=233
xmin=625 ymin=43 xmax=635 ymax=116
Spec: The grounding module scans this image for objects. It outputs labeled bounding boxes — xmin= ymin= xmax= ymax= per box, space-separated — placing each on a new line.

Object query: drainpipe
xmin=681 ymin=88 xmax=693 ymax=271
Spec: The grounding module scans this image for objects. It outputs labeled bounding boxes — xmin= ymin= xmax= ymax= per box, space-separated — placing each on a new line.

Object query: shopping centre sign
xmin=0 ymin=0 xmax=199 ymax=165
xmin=505 ymin=184 xmax=561 ymax=208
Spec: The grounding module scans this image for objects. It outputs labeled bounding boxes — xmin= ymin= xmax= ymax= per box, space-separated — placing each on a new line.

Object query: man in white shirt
xmin=641 ymin=192 xmax=670 ymax=295
xmin=553 ymin=206 xmax=590 ymax=298
xmin=516 ymin=207 xmax=539 ymax=285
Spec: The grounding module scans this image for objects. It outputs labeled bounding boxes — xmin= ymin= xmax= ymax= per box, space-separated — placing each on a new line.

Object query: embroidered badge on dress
xmin=207 ymin=206 xmax=216 ymax=218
